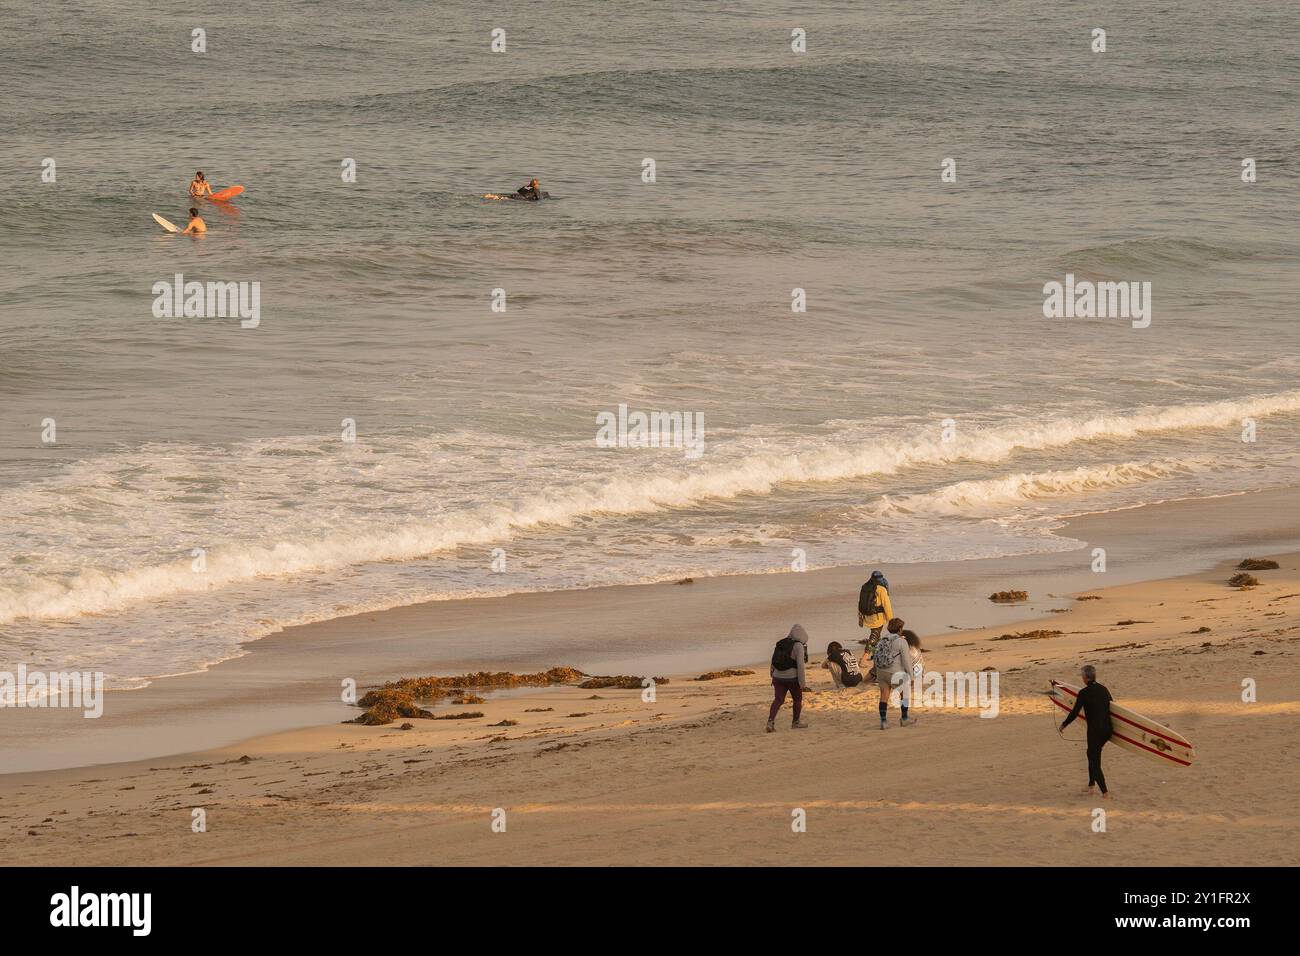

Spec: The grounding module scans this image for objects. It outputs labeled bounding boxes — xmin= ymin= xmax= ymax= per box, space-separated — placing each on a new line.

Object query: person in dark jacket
xmin=824 ymin=641 xmax=863 ymax=688
xmin=515 ymin=178 xmax=548 ymax=200
xmin=1059 ymin=664 xmax=1114 ymax=798
xmin=482 ymin=178 xmax=550 ymax=202
xmin=767 ymin=624 xmax=810 ymax=732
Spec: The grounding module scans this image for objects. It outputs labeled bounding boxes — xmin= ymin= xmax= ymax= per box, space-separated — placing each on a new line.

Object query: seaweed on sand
xmin=578 ymin=675 xmax=668 ymax=689
xmin=1236 ymin=558 xmax=1279 ymax=571
xmin=695 ymin=669 xmax=754 ymax=681
xmin=346 ymin=666 xmax=586 ymax=725
xmin=990 ymin=629 xmax=1063 ymax=642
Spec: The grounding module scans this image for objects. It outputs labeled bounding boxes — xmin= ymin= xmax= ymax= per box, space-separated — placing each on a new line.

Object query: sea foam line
xmin=868 ymin=457 xmax=1214 ymax=518
xmin=2 ymin=389 xmax=1297 ymax=623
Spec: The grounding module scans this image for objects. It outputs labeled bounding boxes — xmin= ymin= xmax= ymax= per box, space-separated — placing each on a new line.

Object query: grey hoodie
xmin=874 ymin=632 xmax=912 ymax=682
xmin=771 ymin=624 xmax=809 ymax=686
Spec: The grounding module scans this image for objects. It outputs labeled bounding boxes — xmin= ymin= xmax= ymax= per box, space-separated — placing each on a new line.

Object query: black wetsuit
xmin=1060 ymin=680 xmax=1114 ymax=793
xmin=514 ymin=185 xmax=548 ymax=201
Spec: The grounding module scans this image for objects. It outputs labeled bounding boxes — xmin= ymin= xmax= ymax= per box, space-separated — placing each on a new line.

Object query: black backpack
xmin=858 ymin=581 xmax=882 ymax=616
xmin=771 ymin=636 xmax=799 ymax=671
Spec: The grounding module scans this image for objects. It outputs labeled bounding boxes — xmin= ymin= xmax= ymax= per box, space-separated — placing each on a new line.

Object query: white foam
xmin=870 ymin=457 xmax=1212 ymax=517
xmin=1 ymin=389 xmax=1297 ymax=624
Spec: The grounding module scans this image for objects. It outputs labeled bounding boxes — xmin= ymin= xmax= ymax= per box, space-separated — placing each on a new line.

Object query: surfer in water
xmin=188 ymin=171 xmax=213 ymax=198
xmin=516 ymin=178 xmax=546 ymax=200
xmin=483 ymin=178 xmax=550 ymax=202
xmin=1058 ymin=664 xmax=1113 ymax=798
xmin=180 ymin=208 xmax=207 ymax=235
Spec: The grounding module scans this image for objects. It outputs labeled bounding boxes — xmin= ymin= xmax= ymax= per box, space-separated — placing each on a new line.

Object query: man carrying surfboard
xmin=189 ymin=171 xmax=213 ymax=198
xmin=1058 ymin=664 xmax=1113 ymax=798
xmin=180 ymin=208 xmax=207 ymax=235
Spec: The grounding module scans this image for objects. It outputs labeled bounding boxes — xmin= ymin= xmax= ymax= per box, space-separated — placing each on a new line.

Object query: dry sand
xmin=4 ymin=550 xmax=1298 ymax=866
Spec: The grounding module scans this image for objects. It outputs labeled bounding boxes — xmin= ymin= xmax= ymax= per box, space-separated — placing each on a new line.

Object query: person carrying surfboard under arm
xmin=1058 ymin=664 xmax=1114 ymax=798
xmin=181 ymin=208 xmax=207 ymax=235
xmin=188 ymin=171 xmax=213 ymax=198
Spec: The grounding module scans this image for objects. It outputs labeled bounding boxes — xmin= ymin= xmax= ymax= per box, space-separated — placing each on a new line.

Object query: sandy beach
xmin=4 ymin=490 xmax=1298 ymax=867
xmin=6 ymin=5 xmax=1298 ymax=934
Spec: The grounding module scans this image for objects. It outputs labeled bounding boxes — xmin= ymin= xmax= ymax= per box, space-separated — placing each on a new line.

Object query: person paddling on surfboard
xmin=1058 ymin=664 xmax=1113 ymax=799
xmin=516 ymin=178 xmax=547 ymax=201
xmin=483 ymin=178 xmax=550 ymax=202
xmin=180 ymin=208 xmax=207 ymax=235
xmin=188 ymin=171 xmax=213 ymax=198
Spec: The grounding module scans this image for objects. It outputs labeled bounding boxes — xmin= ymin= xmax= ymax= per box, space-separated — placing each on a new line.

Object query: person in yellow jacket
xmin=857 ymin=569 xmax=894 ymax=658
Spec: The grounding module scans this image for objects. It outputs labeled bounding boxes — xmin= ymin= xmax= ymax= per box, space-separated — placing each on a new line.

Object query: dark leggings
xmin=770 ymin=678 xmax=802 ymax=721
xmin=1087 ymin=735 xmax=1109 ymax=793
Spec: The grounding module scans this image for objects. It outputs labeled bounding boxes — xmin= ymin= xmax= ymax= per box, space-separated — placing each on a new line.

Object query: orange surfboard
xmin=209 ymin=185 xmax=244 ymax=202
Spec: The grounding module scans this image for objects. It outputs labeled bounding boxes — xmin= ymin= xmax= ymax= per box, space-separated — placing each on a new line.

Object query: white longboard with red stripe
xmin=1048 ymin=680 xmax=1195 ymax=767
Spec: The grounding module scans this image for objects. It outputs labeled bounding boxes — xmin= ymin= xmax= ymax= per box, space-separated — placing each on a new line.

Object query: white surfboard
xmin=153 ymin=213 xmax=180 ymax=234
xmin=1048 ymin=679 xmax=1195 ymax=767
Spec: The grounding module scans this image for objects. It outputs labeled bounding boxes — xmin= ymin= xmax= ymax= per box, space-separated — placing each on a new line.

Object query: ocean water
xmin=1 ymin=1 xmax=1297 ymax=685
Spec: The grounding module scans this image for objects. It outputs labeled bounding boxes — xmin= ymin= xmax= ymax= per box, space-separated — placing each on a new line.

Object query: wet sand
xmin=3 ymin=486 xmax=1300 ymax=773
xmin=1 ymin=494 xmax=1298 ymax=865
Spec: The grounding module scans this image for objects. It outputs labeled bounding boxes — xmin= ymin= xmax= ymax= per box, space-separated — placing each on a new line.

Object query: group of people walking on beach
xmin=766 ymin=568 xmax=1118 ymax=798
xmin=766 ymin=570 xmax=922 ymax=732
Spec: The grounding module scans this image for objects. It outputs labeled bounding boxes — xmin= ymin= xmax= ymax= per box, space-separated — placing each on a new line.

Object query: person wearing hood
xmin=767 ymin=624 xmax=810 ymax=732
xmin=857 ymin=569 xmax=895 ymax=658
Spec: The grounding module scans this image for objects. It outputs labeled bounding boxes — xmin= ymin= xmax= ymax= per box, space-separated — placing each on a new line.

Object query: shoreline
xmin=3 ymin=485 xmax=1300 ymax=774
xmin=3 ymin=543 xmax=1297 ymax=865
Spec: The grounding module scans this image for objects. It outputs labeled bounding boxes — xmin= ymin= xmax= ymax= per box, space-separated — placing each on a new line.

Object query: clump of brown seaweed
xmin=991 ymin=629 xmax=1063 ymax=642
xmin=988 ymin=590 xmax=1028 ymax=603
xmin=578 ymin=675 xmax=668 ymax=689
xmin=346 ymin=666 xmax=586 ymax=725
xmin=695 ymin=669 xmax=754 ymax=681
xmin=1236 ymin=558 xmax=1279 ymax=571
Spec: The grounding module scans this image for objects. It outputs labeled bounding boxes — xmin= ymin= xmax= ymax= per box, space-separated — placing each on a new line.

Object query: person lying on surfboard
xmin=516 ymin=178 xmax=547 ymax=200
xmin=483 ymin=178 xmax=550 ymax=202
xmin=1058 ymin=664 xmax=1113 ymax=799
xmin=180 ymin=208 xmax=207 ymax=235
xmin=188 ymin=171 xmax=213 ymax=198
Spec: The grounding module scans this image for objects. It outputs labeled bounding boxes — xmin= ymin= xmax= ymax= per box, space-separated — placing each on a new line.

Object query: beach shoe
xmin=792 ymin=719 xmax=809 ymax=729
xmin=879 ymin=721 xmax=890 ymax=730
xmin=900 ymin=717 xmax=919 ymax=727
xmin=766 ymin=718 xmax=775 ymax=733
